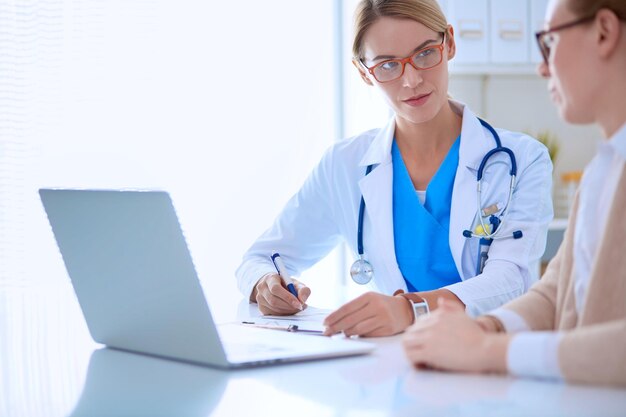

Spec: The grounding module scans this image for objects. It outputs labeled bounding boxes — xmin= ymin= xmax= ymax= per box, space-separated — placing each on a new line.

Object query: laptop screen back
xmin=39 ymin=189 xmax=229 ymax=366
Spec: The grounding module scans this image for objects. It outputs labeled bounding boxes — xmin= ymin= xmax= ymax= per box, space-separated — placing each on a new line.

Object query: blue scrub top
xmin=392 ymin=136 xmax=462 ymax=292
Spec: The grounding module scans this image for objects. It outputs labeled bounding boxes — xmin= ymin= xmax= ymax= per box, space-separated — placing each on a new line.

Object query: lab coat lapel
xmin=449 ymin=101 xmax=496 ymax=278
xmin=359 ymin=161 xmax=393 ymax=258
xmin=358 ymin=118 xmax=406 ymax=293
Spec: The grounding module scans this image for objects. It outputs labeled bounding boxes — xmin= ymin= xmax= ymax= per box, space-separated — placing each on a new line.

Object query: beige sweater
xmin=503 ymin=166 xmax=626 ymax=386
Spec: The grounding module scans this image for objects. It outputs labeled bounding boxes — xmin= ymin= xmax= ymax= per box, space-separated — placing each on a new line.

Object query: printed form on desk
xmin=243 ymin=306 xmax=331 ymax=334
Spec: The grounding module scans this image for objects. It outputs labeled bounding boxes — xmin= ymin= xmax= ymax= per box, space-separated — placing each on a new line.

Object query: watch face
xmin=414 ymin=302 xmax=429 ymax=317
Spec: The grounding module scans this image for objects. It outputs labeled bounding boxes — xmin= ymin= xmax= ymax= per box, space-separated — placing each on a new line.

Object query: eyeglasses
xmin=535 ymin=15 xmax=595 ymax=65
xmin=358 ymin=34 xmax=446 ymax=83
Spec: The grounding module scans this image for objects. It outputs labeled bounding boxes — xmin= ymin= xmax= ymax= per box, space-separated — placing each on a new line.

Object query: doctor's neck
xmin=394 ymin=99 xmax=462 ymax=156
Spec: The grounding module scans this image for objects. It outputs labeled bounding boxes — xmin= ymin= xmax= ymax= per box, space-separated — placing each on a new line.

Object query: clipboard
xmin=241 ymin=321 xmax=324 ymax=335
xmin=241 ymin=306 xmax=330 ymax=335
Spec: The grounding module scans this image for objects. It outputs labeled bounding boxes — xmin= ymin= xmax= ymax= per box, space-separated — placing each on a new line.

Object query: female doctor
xmin=236 ymin=0 xmax=553 ymax=337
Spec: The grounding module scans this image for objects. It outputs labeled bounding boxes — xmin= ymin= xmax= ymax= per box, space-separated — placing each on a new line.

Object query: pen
xmin=270 ymin=251 xmax=299 ymax=299
xmin=242 ymin=321 xmax=299 ymax=332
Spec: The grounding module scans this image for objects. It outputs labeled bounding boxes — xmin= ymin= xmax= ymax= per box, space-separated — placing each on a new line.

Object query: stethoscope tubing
xmin=353 ymin=117 xmax=519 ymax=284
xmin=356 ymin=164 xmax=374 ymax=257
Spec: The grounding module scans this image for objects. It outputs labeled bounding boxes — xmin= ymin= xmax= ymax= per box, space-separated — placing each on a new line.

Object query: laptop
xmin=39 ymin=189 xmax=374 ymax=368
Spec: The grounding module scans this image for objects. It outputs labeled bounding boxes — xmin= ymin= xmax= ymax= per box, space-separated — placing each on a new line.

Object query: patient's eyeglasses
xmin=535 ymin=15 xmax=595 ymax=65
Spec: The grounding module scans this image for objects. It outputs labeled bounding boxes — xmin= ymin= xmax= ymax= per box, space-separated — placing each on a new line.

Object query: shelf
xmin=449 ymin=64 xmax=541 ymax=76
xmin=548 ymin=217 xmax=569 ymax=231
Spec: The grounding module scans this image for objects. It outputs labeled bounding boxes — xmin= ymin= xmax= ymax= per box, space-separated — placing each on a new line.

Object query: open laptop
xmin=39 ymin=189 xmax=374 ymax=368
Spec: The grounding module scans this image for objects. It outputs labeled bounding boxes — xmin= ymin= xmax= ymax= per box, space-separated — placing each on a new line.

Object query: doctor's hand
xmin=323 ymin=292 xmax=413 ymax=337
xmin=402 ymin=298 xmax=509 ymax=373
xmin=251 ymin=273 xmax=311 ymax=316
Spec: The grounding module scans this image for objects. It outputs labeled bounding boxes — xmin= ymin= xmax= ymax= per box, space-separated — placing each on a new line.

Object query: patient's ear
xmin=595 ymin=8 xmax=623 ymax=59
xmin=352 ymin=59 xmax=374 ymax=86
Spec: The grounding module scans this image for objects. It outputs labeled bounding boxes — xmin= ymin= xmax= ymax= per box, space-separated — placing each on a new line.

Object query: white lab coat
xmin=236 ymin=100 xmax=553 ymax=316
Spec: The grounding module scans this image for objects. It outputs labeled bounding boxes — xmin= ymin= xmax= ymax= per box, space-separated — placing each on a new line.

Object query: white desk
xmin=3 ymin=284 xmax=626 ymax=417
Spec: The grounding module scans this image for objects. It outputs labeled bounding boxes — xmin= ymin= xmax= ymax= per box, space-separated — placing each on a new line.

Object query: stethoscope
xmin=349 ymin=118 xmax=523 ymax=285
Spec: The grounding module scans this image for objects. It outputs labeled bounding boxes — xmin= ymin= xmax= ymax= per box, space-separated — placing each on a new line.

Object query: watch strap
xmin=393 ymin=289 xmax=430 ymax=324
xmin=393 ymin=289 xmax=426 ymax=304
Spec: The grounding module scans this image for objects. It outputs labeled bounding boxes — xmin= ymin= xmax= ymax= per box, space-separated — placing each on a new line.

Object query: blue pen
xmin=270 ymin=251 xmax=299 ymax=299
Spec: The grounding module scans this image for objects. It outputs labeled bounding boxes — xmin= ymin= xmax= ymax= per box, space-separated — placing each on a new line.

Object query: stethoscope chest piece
xmin=350 ymin=256 xmax=374 ymax=285
xmin=349 ymin=118 xmax=520 ymax=284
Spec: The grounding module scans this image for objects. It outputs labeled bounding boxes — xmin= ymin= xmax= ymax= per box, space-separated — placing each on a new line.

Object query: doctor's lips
xmin=403 ymin=93 xmax=431 ymax=106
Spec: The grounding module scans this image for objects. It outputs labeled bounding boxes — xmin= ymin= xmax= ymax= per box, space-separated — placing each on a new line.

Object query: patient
xmin=402 ymin=0 xmax=626 ymax=386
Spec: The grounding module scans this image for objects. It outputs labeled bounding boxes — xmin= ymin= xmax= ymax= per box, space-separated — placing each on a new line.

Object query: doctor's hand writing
xmin=323 ymin=289 xmax=464 ymax=337
xmin=251 ymin=273 xmax=311 ymax=315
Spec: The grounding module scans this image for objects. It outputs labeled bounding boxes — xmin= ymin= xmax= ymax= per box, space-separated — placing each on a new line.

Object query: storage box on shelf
xmin=438 ymin=0 xmax=549 ymax=75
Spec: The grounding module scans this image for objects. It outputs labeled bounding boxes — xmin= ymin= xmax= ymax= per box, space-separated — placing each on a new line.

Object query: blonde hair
xmin=567 ymin=0 xmax=626 ymax=21
xmin=352 ymin=0 xmax=448 ymax=59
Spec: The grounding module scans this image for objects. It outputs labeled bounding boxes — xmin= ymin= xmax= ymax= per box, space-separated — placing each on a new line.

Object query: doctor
xmin=236 ymin=0 xmax=553 ymax=337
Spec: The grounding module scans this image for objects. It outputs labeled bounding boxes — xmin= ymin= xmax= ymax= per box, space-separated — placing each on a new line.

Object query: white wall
xmin=450 ymin=74 xmax=600 ymax=175
xmin=1 ymin=0 xmax=337 ymax=321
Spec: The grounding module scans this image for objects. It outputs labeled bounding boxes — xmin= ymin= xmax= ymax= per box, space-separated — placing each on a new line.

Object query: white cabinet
xmin=490 ymin=0 xmax=529 ymax=63
xmin=447 ymin=0 xmax=490 ymax=64
xmin=444 ymin=0 xmax=549 ymax=73
xmin=530 ymin=0 xmax=549 ymax=63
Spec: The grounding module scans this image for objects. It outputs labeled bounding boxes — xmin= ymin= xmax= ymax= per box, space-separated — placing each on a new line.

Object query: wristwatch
xmin=393 ymin=289 xmax=430 ymax=324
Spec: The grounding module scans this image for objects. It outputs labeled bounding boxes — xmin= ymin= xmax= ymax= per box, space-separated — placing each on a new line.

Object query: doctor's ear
xmin=445 ymin=25 xmax=457 ymax=61
xmin=352 ymin=59 xmax=374 ymax=86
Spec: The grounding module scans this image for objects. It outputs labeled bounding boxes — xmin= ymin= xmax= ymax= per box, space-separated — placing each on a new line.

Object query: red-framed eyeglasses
xmin=359 ymin=33 xmax=446 ymax=83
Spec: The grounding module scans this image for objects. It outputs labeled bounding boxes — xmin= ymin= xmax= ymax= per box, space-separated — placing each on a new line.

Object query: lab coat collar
xmin=357 ymin=100 xmax=496 ymax=170
xmin=358 ymin=118 xmax=396 ymax=168
xmin=452 ymin=99 xmax=498 ymax=170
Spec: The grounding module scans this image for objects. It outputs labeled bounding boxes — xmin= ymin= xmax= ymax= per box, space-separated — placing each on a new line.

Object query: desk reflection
xmin=69 ymin=348 xmax=228 ymax=417
xmin=67 ymin=342 xmax=400 ymax=417
xmin=396 ymin=371 xmax=626 ymax=417
xmin=67 ymin=339 xmax=626 ymax=417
